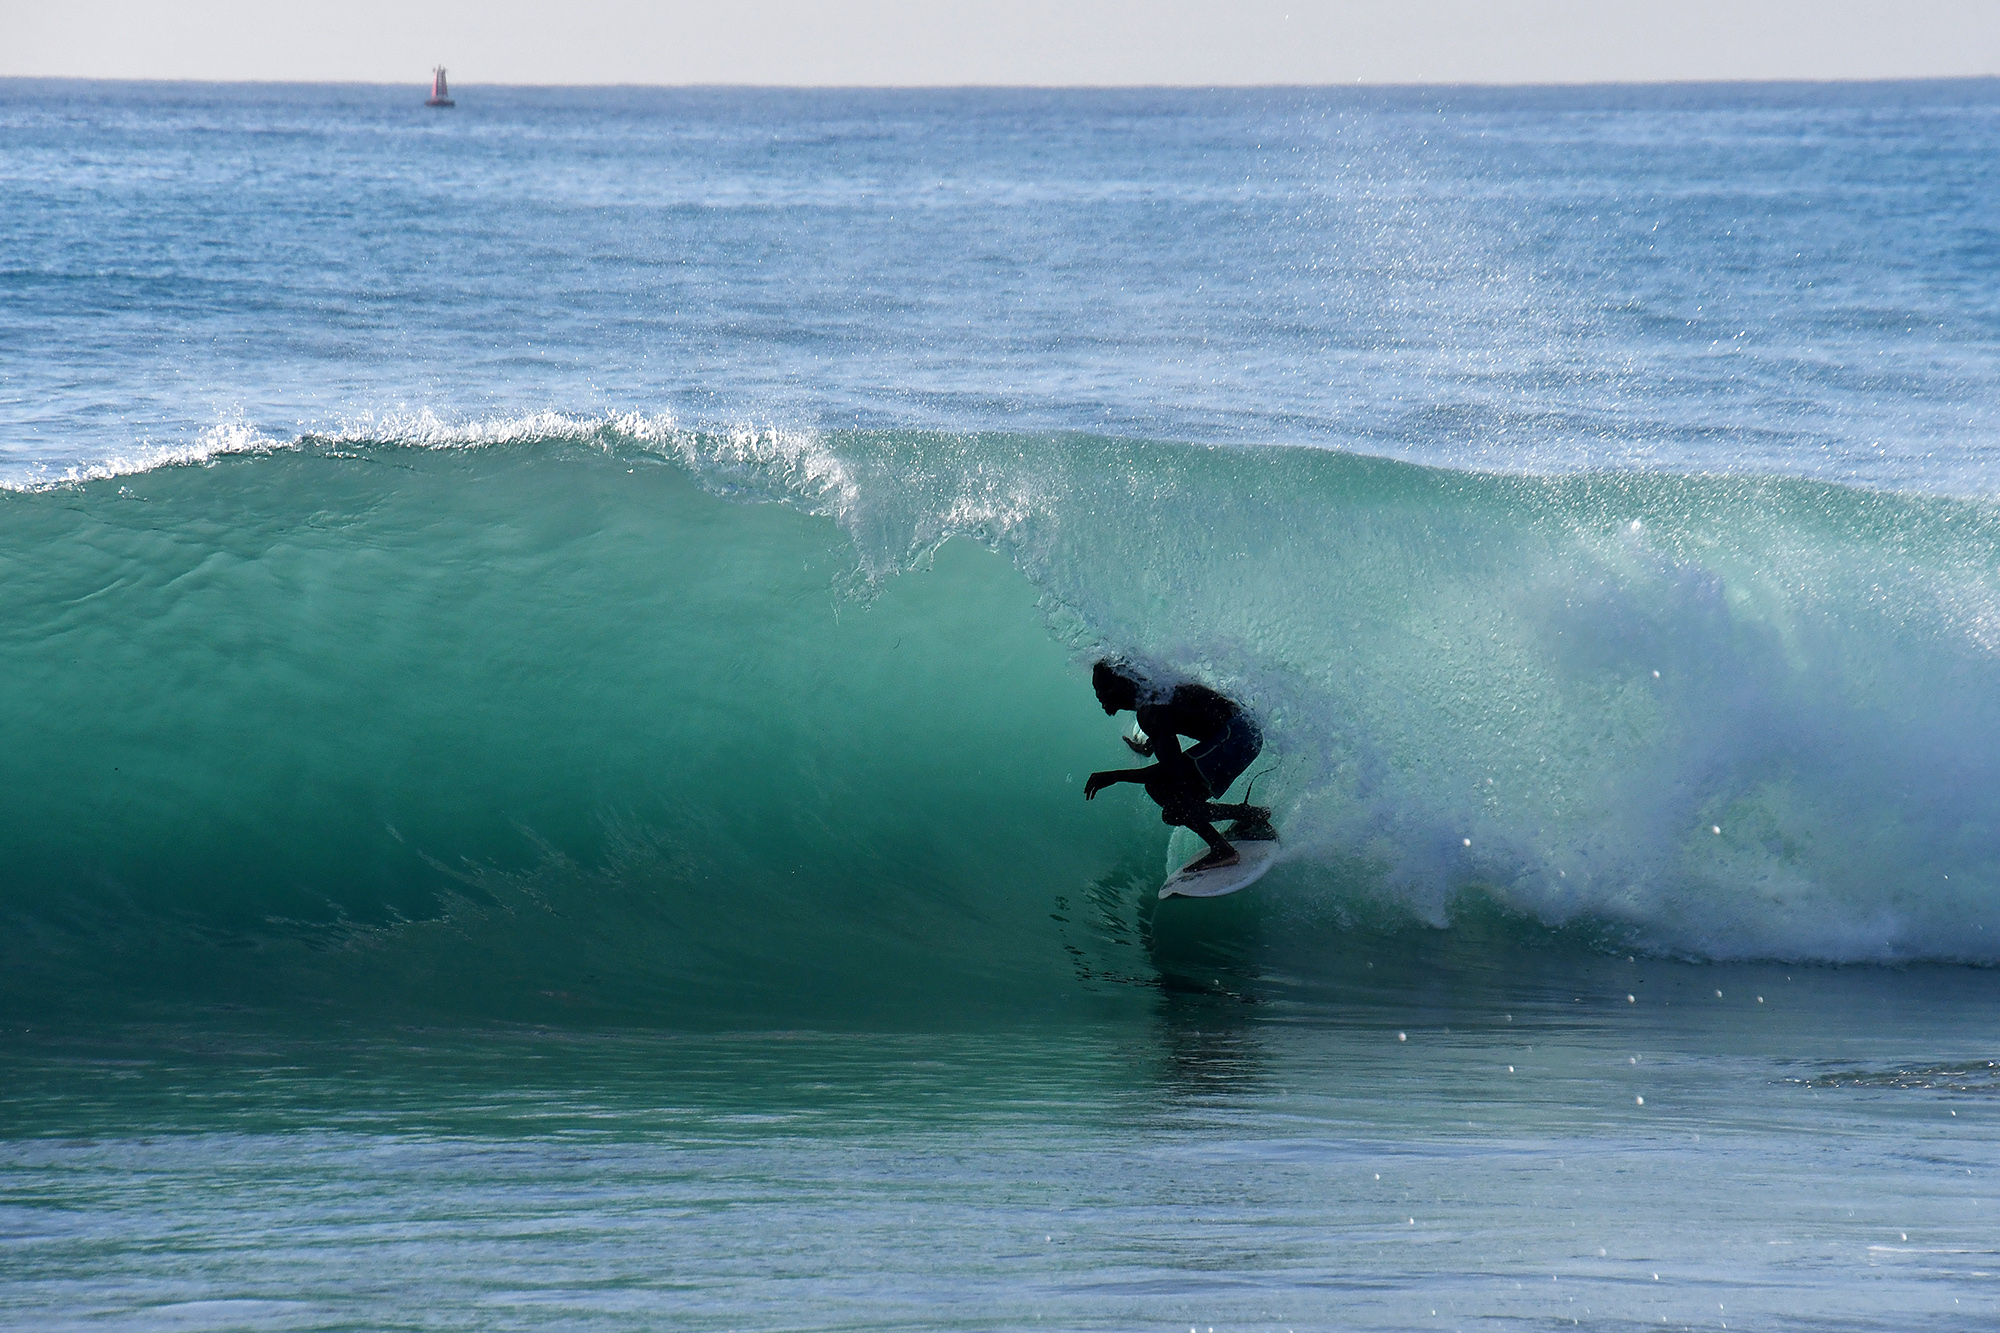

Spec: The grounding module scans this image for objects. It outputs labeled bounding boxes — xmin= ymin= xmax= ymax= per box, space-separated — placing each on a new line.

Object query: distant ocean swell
xmin=6 ymin=415 xmax=2000 ymax=1020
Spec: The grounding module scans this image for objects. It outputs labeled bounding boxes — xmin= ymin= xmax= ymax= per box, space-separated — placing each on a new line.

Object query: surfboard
xmin=1159 ymin=835 xmax=1280 ymax=899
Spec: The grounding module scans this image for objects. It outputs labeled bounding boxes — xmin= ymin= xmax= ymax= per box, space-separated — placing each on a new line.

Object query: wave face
xmin=7 ymin=420 xmax=2000 ymax=1022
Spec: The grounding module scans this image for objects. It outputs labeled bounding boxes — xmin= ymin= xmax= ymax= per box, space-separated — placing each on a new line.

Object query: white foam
xmin=2 ymin=408 xmax=863 ymax=509
xmin=305 ymin=407 xmax=685 ymax=450
xmin=0 ymin=419 xmax=289 ymax=493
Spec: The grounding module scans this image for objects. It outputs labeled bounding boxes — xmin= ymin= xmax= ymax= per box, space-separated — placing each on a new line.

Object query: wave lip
xmin=1 ymin=419 xmax=290 ymax=493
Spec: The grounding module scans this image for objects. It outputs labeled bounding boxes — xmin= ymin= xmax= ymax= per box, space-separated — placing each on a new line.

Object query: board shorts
xmin=1187 ymin=713 xmax=1261 ymax=799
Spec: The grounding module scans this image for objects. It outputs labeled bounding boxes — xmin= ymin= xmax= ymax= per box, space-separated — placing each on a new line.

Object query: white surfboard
xmin=1159 ymin=837 xmax=1281 ymax=899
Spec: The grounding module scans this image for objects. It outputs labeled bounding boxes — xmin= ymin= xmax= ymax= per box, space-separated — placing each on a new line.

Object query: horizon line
xmin=5 ymin=73 xmax=2000 ymax=92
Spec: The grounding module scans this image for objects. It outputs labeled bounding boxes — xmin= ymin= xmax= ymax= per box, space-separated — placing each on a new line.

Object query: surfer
xmin=1083 ymin=659 xmax=1271 ymax=871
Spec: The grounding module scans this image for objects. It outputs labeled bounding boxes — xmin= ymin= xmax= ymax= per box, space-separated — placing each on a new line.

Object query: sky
xmin=9 ymin=0 xmax=2000 ymax=86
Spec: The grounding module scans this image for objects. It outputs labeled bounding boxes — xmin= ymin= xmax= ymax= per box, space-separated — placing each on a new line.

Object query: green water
xmin=17 ymin=79 xmax=2000 ymax=1333
xmin=7 ymin=946 xmax=1999 ymax=1331
xmin=8 ymin=431 xmax=2000 ymax=1331
xmin=12 ymin=429 xmax=2000 ymax=1033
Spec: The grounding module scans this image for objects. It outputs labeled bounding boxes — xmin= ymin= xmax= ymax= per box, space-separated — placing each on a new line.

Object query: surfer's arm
xmin=1134 ymin=704 xmax=1197 ymax=777
xmin=1083 ymin=767 xmax=1150 ymax=799
xmin=1134 ymin=705 xmax=1187 ymax=756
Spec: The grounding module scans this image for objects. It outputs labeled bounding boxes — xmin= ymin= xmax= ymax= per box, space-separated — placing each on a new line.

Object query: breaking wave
xmin=7 ymin=414 xmax=2000 ymax=1022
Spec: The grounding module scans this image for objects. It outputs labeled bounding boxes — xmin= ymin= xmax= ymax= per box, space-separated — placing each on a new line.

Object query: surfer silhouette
xmin=1083 ymin=659 xmax=1272 ymax=871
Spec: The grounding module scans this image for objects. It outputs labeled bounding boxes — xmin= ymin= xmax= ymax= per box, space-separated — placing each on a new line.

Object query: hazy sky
xmin=11 ymin=0 xmax=2000 ymax=86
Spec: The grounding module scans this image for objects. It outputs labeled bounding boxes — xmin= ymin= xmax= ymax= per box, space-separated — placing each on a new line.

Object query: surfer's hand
xmin=1122 ymin=735 xmax=1153 ymax=757
xmin=1084 ymin=771 xmax=1116 ymax=799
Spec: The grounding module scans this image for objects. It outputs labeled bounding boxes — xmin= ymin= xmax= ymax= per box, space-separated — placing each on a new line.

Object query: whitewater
xmin=6 ymin=78 xmax=2000 ymax=1332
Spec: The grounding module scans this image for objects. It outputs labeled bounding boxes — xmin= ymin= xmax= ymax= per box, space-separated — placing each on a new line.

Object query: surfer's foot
xmin=1187 ymin=846 xmax=1241 ymax=872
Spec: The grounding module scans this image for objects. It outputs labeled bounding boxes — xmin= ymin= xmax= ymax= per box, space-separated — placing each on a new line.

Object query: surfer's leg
xmin=1146 ymin=774 xmax=1243 ymax=868
xmin=1187 ymin=717 xmax=1262 ymax=803
xmin=1144 ymin=768 xmax=1209 ymax=822
xmin=1142 ymin=769 xmax=1241 ymax=867
xmin=1183 ymin=819 xmax=1240 ymax=871
xmin=1201 ymin=801 xmax=1275 ymax=843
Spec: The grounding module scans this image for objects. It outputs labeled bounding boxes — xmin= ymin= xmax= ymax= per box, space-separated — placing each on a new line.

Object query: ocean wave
xmin=5 ymin=418 xmax=2000 ymax=1020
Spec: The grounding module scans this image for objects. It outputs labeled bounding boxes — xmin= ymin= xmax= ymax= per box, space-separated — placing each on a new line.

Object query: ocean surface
xmin=6 ymin=77 xmax=2000 ymax=1330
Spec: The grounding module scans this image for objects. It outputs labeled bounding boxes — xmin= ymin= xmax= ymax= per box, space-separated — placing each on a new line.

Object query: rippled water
xmin=7 ymin=950 xmax=1999 ymax=1331
xmin=7 ymin=78 xmax=2000 ymax=1331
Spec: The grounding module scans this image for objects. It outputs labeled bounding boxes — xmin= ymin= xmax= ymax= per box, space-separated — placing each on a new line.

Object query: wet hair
xmin=1092 ymin=658 xmax=1143 ymax=710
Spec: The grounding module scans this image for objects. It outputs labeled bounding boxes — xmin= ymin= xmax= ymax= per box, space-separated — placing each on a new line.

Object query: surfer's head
xmin=1092 ymin=658 xmax=1143 ymax=714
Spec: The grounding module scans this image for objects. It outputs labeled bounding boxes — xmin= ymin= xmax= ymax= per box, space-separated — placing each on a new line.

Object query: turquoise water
xmin=6 ymin=80 xmax=2000 ymax=1329
xmin=8 ymin=962 xmax=2000 ymax=1330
